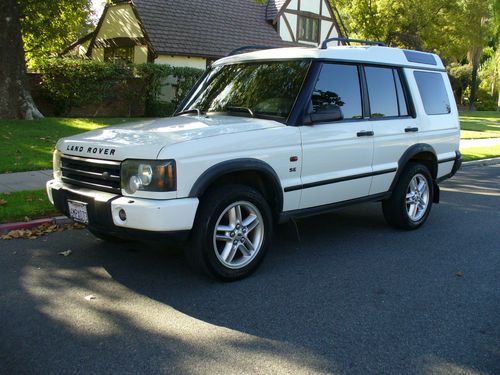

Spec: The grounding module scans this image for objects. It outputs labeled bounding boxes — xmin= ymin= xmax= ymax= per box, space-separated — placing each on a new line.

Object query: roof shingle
xmin=133 ymin=0 xmax=298 ymax=59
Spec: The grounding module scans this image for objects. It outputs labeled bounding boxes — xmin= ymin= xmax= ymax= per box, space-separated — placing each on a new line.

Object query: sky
xmin=90 ymin=0 xmax=106 ymax=24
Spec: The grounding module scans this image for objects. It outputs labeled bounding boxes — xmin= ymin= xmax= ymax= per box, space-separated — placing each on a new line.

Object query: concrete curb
xmin=462 ymin=156 xmax=500 ymax=168
xmin=0 ymin=216 xmax=73 ymax=233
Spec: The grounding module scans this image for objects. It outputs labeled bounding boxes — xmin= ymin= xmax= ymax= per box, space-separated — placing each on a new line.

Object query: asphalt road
xmin=1 ymin=163 xmax=499 ymax=375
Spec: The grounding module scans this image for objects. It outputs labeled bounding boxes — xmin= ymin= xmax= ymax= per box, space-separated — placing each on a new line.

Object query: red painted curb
xmin=0 ymin=218 xmax=54 ymax=233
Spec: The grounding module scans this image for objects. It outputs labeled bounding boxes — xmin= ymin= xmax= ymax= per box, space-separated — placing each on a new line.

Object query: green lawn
xmin=461 ymin=144 xmax=500 ymax=162
xmin=0 ymin=189 xmax=58 ymax=224
xmin=459 ymin=111 xmax=500 ymax=139
xmin=0 ymin=117 xmax=130 ymax=173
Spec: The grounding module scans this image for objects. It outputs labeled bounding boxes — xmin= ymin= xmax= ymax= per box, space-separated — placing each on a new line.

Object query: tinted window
xmin=312 ymin=64 xmax=362 ymax=119
xmin=183 ymin=60 xmax=310 ymax=119
xmin=365 ymin=66 xmax=399 ymax=117
xmin=414 ymin=71 xmax=451 ymax=115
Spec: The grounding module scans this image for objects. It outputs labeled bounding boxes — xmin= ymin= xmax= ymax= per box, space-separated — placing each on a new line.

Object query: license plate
xmin=68 ymin=200 xmax=89 ymax=224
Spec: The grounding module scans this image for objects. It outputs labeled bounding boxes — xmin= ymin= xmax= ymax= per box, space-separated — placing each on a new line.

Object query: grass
xmin=459 ymin=111 xmax=500 ymax=139
xmin=0 ymin=117 xmax=130 ymax=173
xmin=0 ymin=189 xmax=58 ymax=224
xmin=460 ymin=144 xmax=500 ymax=162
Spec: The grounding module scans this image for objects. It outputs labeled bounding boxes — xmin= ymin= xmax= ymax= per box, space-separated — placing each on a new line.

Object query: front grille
xmin=61 ymin=154 xmax=121 ymax=194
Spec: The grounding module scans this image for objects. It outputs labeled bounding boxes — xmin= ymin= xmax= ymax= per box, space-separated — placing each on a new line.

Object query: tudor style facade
xmin=64 ymin=0 xmax=344 ymax=69
xmin=267 ymin=0 xmax=341 ymax=45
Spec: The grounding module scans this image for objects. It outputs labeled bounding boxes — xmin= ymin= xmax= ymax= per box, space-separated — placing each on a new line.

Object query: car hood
xmin=57 ymin=115 xmax=283 ymax=160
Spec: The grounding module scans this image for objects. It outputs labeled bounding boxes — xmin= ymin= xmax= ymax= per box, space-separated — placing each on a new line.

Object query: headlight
xmin=121 ymin=160 xmax=176 ymax=194
xmin=53 ymin=150 xmax=62 ymax=180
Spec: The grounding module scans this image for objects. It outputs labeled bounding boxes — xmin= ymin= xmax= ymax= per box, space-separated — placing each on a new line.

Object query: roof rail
xmin=227 ymin=45 xmax=277 ymax=56
xmin=320 ymin=38 xmax=386 ymax=49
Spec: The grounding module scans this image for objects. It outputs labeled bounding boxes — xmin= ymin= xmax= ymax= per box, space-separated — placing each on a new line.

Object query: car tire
xmin=382 ymin=162 xmax=434 ymax=230
xmin=188 ymin=184 xmax=273 ymax=281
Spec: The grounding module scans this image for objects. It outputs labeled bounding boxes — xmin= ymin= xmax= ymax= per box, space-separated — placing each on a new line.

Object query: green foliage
xmin=37 ymin=58 xmax=203 ymax=117
xmin=171 ymin=67 xmax=204 ymax=105
xmin=475 ymin=88 xmax=498 ymax=111
xmin=18 ymin=0 xmax=94 ymax=68
xmin=39 ymin=58 xmax=133 ymax=114
xmin=448 ymin=63 xmax=473 ymax=104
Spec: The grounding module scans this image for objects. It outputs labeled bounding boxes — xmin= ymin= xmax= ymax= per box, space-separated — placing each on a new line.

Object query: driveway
xmin=0 ymin=163 xmax=499 ymax=374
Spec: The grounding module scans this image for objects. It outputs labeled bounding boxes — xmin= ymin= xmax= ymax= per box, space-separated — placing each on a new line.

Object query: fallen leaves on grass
xmin=0 ymin=222 xmax=85 ymax=240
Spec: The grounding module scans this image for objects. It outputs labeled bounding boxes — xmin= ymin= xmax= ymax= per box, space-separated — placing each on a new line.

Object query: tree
xmin=0 ymin=0 xmax=42 ymax=119
xmin=19 ymin=0 xmax=94 ymax=69
xmin=455 ymin=0 xmax=494 ymax=110
xmin=0 ymin=0 xmax=93 ymax=119
xmin=330 ymin=0 xmax=462 ymax=60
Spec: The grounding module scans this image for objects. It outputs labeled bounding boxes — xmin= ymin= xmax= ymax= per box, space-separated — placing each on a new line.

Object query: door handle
xmin=357 ymin=131 xmax=374 ymax=137
xmin=405 ymin=127 xmax=419 ymax=133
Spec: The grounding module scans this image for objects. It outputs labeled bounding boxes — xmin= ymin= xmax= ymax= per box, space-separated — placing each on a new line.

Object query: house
xmin=65 ymin=0 xmax=344 ymax=69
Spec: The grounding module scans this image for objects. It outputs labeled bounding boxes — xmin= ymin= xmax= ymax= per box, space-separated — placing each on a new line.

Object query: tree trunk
xmin=0 ymin=0 xmax=43 ymax=119
xmin=469 ymin=62 xmax=478 ymax=111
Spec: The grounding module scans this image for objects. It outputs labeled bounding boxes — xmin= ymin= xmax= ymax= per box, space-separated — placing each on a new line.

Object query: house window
xmin=298 ymin=16 xmax=319 ymax=43
xmin=104 ymin=46 xmax=134 ymax=64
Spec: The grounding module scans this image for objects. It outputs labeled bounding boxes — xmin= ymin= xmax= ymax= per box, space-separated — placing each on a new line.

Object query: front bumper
xmin=46 ymin=179 xmax=199 ymax=241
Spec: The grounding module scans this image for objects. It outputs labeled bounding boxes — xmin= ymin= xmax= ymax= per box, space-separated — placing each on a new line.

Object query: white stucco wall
xmin=155 ymin=55 xmax=207 ymax=69
xmin=300 ymin=0 xmax=321 ymax=14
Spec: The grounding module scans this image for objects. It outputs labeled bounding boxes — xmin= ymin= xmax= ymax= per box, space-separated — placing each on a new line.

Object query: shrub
xmin=475 ymin=89 xmax=498 ymax=111
xmin=448 ymin=63 xmax=472 ymax=105
xmin=38 ymin=58 xmax=204 ymax=117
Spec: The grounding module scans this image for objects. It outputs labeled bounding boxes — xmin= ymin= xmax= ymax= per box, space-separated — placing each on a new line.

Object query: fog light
xmin=118 ymin=209 xmax=127 ymax=221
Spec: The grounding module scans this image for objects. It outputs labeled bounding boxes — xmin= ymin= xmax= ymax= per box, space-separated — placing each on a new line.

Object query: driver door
xmin=298 ymin=62 xmax=374 ymax=209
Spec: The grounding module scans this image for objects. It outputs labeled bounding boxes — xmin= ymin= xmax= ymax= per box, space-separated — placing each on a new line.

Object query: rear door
xmin=364 ymin=66 xmax=419 ymax=195
xmin=297 ymin=62 xmax=374 ymax=209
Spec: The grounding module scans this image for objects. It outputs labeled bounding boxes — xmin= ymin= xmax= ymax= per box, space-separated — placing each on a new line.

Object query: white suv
xmin=47 ymin=39 xmax=461 ymax=280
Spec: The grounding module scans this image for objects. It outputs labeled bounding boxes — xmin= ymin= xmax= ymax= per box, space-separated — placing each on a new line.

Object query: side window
xmin=365 ymin=66 xmax=399 ymax=117
xmin=414 ymin=71 xmax=451 ymax=115
xmin=311 ymin=63 xmax=363 ymax=120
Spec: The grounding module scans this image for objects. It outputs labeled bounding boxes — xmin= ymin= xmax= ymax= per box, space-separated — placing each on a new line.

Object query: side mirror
xmin=310 ymin=105 xmax=344 ymax=123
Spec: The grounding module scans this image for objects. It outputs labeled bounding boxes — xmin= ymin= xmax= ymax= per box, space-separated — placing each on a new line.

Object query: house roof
xmin=265 ymin=0 xmax=288 ymax=22
xmin=132 ymin=0 xmax=298 ymax=59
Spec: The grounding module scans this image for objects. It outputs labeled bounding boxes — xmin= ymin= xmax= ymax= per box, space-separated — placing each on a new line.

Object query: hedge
xmin=38 ymin=58 xmax=204 ymax=117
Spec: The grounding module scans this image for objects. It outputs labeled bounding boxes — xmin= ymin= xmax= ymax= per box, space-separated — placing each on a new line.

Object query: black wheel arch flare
xmin=189 ymin=158 xmax=284 ymax=214
xmin=390 ymin=143 xmax=440 ymax=202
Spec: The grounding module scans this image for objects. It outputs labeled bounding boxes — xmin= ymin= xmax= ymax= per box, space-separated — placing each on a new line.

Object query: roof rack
xmin=227 ymin=45 xmax=277 ymax=56
xmin=320 ymin=37 xmax=386 ymax=49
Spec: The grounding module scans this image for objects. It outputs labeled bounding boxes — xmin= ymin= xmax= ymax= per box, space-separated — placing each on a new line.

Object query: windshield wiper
xmin=175 ymin=108 xmax=204 ymax=117
xmin=224 ymin=106 xmax=255 ymax=117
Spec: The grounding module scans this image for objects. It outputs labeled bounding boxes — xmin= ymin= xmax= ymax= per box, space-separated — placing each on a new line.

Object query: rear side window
xmin=365 ymin=66 xmax=409 ymax=118
xmin=414 ymin=71 xmax=451 ymax=115
xmin=312 ymin=63 xmax=363 ymax=119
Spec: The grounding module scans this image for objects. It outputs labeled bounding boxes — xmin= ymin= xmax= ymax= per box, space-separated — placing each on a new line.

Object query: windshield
xmin=180 ymin=60 xmax=311 ymax=121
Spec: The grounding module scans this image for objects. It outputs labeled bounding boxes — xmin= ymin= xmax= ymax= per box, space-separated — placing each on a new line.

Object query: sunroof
xmin=403 ymin=50 xmax=437 ymax=66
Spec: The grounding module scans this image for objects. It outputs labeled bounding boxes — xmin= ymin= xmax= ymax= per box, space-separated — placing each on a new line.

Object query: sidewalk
xmin=460 ymin=137 xmax=500 ymax=149
xmin=1 ymin=138 xmax=500 ymax=194
xmin=0 ymin=170 xmax=52 ymax=193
